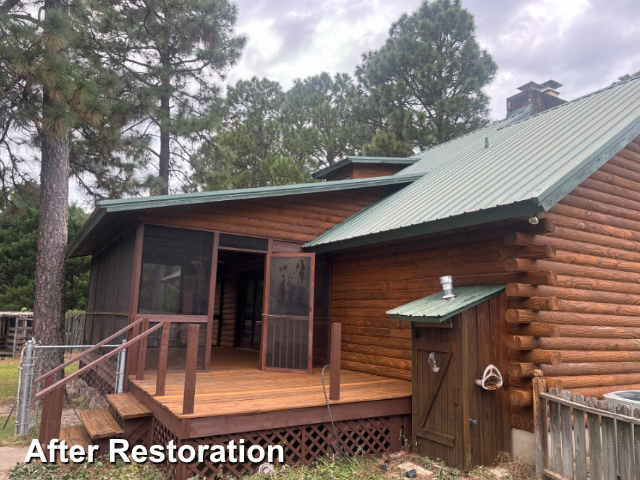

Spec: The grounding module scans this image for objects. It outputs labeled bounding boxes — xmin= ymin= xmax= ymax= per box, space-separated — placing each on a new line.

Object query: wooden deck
xmin=129 ymin=347 xmax=412 ymax=420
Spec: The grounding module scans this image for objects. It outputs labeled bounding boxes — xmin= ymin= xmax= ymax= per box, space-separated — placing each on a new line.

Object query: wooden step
xmin=60 ymin=426 xmax=93 ymax=451
xmin=80 ymin=409 xmax=124 ymax=440
xmin=106 ymin=393 xmax=152 ymax=420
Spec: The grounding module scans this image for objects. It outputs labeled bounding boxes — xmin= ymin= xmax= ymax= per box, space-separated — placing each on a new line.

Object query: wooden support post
xmin=183 ymin=324 xmax=200 ymax=415
xmin=155 ymin=322 xmax=171 ymax=396
xmin=136 ymin=317 xmax=149 ymax=381
xmin=533 ymin=378 xmax=548 ymax=474
xmin=330 ymin=322 xmax=341 ymax=401
xmin=39 ymin=376 xmax=63 ymax=447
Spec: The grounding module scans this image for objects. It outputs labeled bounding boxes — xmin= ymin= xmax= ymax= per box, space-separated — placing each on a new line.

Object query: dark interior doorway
xmin=236 ymin=270 xmax=264 ymax=350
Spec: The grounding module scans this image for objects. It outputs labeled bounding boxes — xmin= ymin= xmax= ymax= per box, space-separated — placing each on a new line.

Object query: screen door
xmin=261 ymin=253 xmax=315 ymax=373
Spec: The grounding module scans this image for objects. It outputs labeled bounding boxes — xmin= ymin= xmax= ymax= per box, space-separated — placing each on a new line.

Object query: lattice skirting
xmin=178 ymin=414 xmax=409 ymax=479
xmin=151 ymin=418 xmax=179 ymax=475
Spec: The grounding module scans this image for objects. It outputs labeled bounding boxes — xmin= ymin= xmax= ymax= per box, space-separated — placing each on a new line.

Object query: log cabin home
xmin=34 ymin=76 xmax=640 ymax=476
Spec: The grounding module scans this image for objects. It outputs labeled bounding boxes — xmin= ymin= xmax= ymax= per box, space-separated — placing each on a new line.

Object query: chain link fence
xmin=14 ymin=341 xmax=126 ymax=436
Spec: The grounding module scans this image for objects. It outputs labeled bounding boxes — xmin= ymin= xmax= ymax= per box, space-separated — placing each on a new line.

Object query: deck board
xmin=130 ymin=348 xmax=412 ymax=419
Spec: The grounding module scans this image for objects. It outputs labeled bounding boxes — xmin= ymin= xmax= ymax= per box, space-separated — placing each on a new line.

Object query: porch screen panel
xmin=264 ymin=254 xmax=314 ymax=372
xmin=312 ymin=256 xmax=331 ymax=366
xmin=138 ymin=226 xmax=213 ymax=315
xmin=115 ymin=229 xmax=136 ymax=314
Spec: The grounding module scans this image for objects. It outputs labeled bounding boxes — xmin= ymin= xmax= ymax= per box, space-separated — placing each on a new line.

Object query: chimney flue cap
xmin=439 ymin=276 xmax=456 ymax=300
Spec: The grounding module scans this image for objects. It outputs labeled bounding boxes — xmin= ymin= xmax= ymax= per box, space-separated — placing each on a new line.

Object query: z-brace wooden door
xmin=413 ymin=324 xmax=464 ymax=468
xmin=261 ymin=253 xmax=315 ymax=373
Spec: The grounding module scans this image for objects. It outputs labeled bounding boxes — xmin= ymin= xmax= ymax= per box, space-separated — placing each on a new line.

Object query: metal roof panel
xmin=305 ymin=77 xmax=640 ymax=251
xmin=387 ymin=285 xmax=506 ymax=322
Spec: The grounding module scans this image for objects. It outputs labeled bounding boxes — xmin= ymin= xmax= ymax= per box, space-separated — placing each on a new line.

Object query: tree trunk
xmin=158 ymin=92 xmax=170 ymax=196
xmin=34 ymin=130 xmax=69 ymax=347
xmin=158 ymin=28 xmax=171 ymax=196
xmin=33 ymin=0 xmax=70 ymax=354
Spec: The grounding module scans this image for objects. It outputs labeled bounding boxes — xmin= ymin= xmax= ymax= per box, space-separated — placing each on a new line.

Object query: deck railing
xmin=533 ymin=378 xmax=640 ymax=480
xmin=35 ymin=317 xmax=163 ymax=445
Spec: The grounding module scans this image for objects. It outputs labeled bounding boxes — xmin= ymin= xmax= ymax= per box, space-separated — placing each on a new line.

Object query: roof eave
xmin=101 ymin=174 xmax=422 ymax=213
xmin=67 ymin=207 xmax=106 ymax=258
xmin=304 ymin=199 xmax=543 ymax=253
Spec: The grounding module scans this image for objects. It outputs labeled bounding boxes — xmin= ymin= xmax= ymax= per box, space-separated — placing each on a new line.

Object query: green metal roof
xmin=387 ymin=285 xmax=506 ymax=323
xmin=68 ymin=173 xmax=421 ymax=257
xmin=305 ymin=76 xmax=640 ymax=252
xmin=312 ymin=156 xmax=419 ymax=179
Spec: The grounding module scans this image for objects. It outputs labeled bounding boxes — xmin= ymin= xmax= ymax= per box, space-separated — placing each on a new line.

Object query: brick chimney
xmin=506 ymin=80 xmax=566 ymax=117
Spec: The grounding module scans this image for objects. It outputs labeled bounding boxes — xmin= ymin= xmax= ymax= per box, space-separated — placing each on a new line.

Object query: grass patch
xmin=9 ymin=458 xmax=172 ymax=480
xmin=6 ymin=451 xmax=537 ymax=480
xmin=0 ymin=357 xmax=20 ymax=404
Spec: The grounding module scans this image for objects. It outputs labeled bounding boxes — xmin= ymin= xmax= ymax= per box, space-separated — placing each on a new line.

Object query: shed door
xmin=261 ymin=253 xmax=315 ymax=373
xmin=413 ymin=324 xmax=463 ymax=467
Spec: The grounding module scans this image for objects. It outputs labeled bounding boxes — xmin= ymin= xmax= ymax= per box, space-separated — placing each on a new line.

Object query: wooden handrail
xmin=34 ymin=316 xmax=147 ymax=385
xmin=35 ymin=319 xmax=162 ymax=400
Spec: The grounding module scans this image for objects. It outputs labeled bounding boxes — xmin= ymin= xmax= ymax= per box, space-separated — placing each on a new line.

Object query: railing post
xmin=136 ymin=317 xmax=149 ymax=381
xmin=533 ymin=378 xmax=548 ymax=475
xmin=183 ymin=324 xmax=200 ymax=415
xmin=16 ymin=340 xmax=34 ymax=435
xmin=330 ymin=323 xmax=341 ymax=401
xmin=39 ymin=375 xmax=63 ymax=446
xmin=156 ymin=323 xmax=171 ymax=396
xmin=115 ymin=339 xmax=127 ymax=393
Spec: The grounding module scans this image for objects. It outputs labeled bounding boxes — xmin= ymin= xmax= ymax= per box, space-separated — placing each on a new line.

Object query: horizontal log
xmin=506 ymin=309 xmax=640 ymax=327
xmin=509 ymin=362 xmax=543 ymax=378
xmin=548 ymin=324 xmax=640 ymax=339
xmin=511 ymin=388 xmax=533 ymax=407
xmin=554 ymin=249 xmax=640 ymax=276
xmin=528 ymin=218 xmax=556 ymax=235
xmin=506 ymin=283 xmax=640 ymax=306
xmin=546 ymin=373 xmax=640 ymax=389
xmin=552 ymin=202 xmax=640 ymax=238
xmin=507 ymin=296 xmax=558 ymax=312
xmin=556 ymin=274 xmax=640 ymax=297
xmin=551 ymin=351 xmax=640 ymax=363
xmin=512 ymin=350 xmax=562 ymax=365
xmin=519 ymin=245 xmax=557 ymax=260
xmin=509 ymin=336 xmax=640 ymax=351
xmin=539 ymin=362 xmax=640 ymax=377
xmin=508 ymin=323 xmax=554 ymax=337
xmin=341 ymin=343 xmax=412 ymax=361
xmin=340 ymin=359 xmax=412 ymax=382
xmin=546 ymin=211 xmax=640 ymax=246
xmin=555 ymin=299 xmax=640 ymax=317
xmin=341 ymin=351 xmax=411 ymax=371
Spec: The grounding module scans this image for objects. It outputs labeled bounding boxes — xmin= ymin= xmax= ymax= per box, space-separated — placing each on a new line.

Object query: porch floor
xmin=130 ymin=348 xmax=412 ymax=420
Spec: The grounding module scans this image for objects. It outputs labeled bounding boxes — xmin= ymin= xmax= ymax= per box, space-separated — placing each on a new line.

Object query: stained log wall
xmin=505 ymin=136 xmax=640 ymax=430
xmin=139 ymin=188 xmax=394 ymax=243
xmin=331 ymin=136 xmax=640 ymax=432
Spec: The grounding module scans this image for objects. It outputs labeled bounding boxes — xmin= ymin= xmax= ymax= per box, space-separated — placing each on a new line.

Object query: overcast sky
xmin=229 ymin=0 xmax=640 ymax=119
xmin=69 ymin=0 xmax=640 ymax=204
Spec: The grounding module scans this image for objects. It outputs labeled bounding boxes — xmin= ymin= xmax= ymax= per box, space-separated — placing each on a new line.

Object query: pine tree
xmin=192 ymin=77 xmax=310 ymax=190
xmin=0 ymin=0 xmax=114 ymax=349
xmin=356 ymin=0 xmax=497 ymax=153
xmin=283 ymin=72 xmax=367 ymax=170
xmin=0 ymin=184 xmax=90 ymax=311
xmin=86 ymin=0 xmax=246 ymax=194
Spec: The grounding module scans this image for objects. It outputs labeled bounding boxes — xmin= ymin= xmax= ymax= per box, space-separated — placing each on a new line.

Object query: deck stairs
xmin=60 ymin=393 xmax=152 ymax=454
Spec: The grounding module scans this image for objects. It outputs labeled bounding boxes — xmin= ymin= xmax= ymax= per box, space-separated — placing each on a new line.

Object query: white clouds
xmin=227 ymin=0 xmax=640 ymax=120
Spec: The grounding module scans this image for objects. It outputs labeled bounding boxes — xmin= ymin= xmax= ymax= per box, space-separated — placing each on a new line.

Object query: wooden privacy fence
xmin=534 ymin=378 xmax=640 ymax=480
